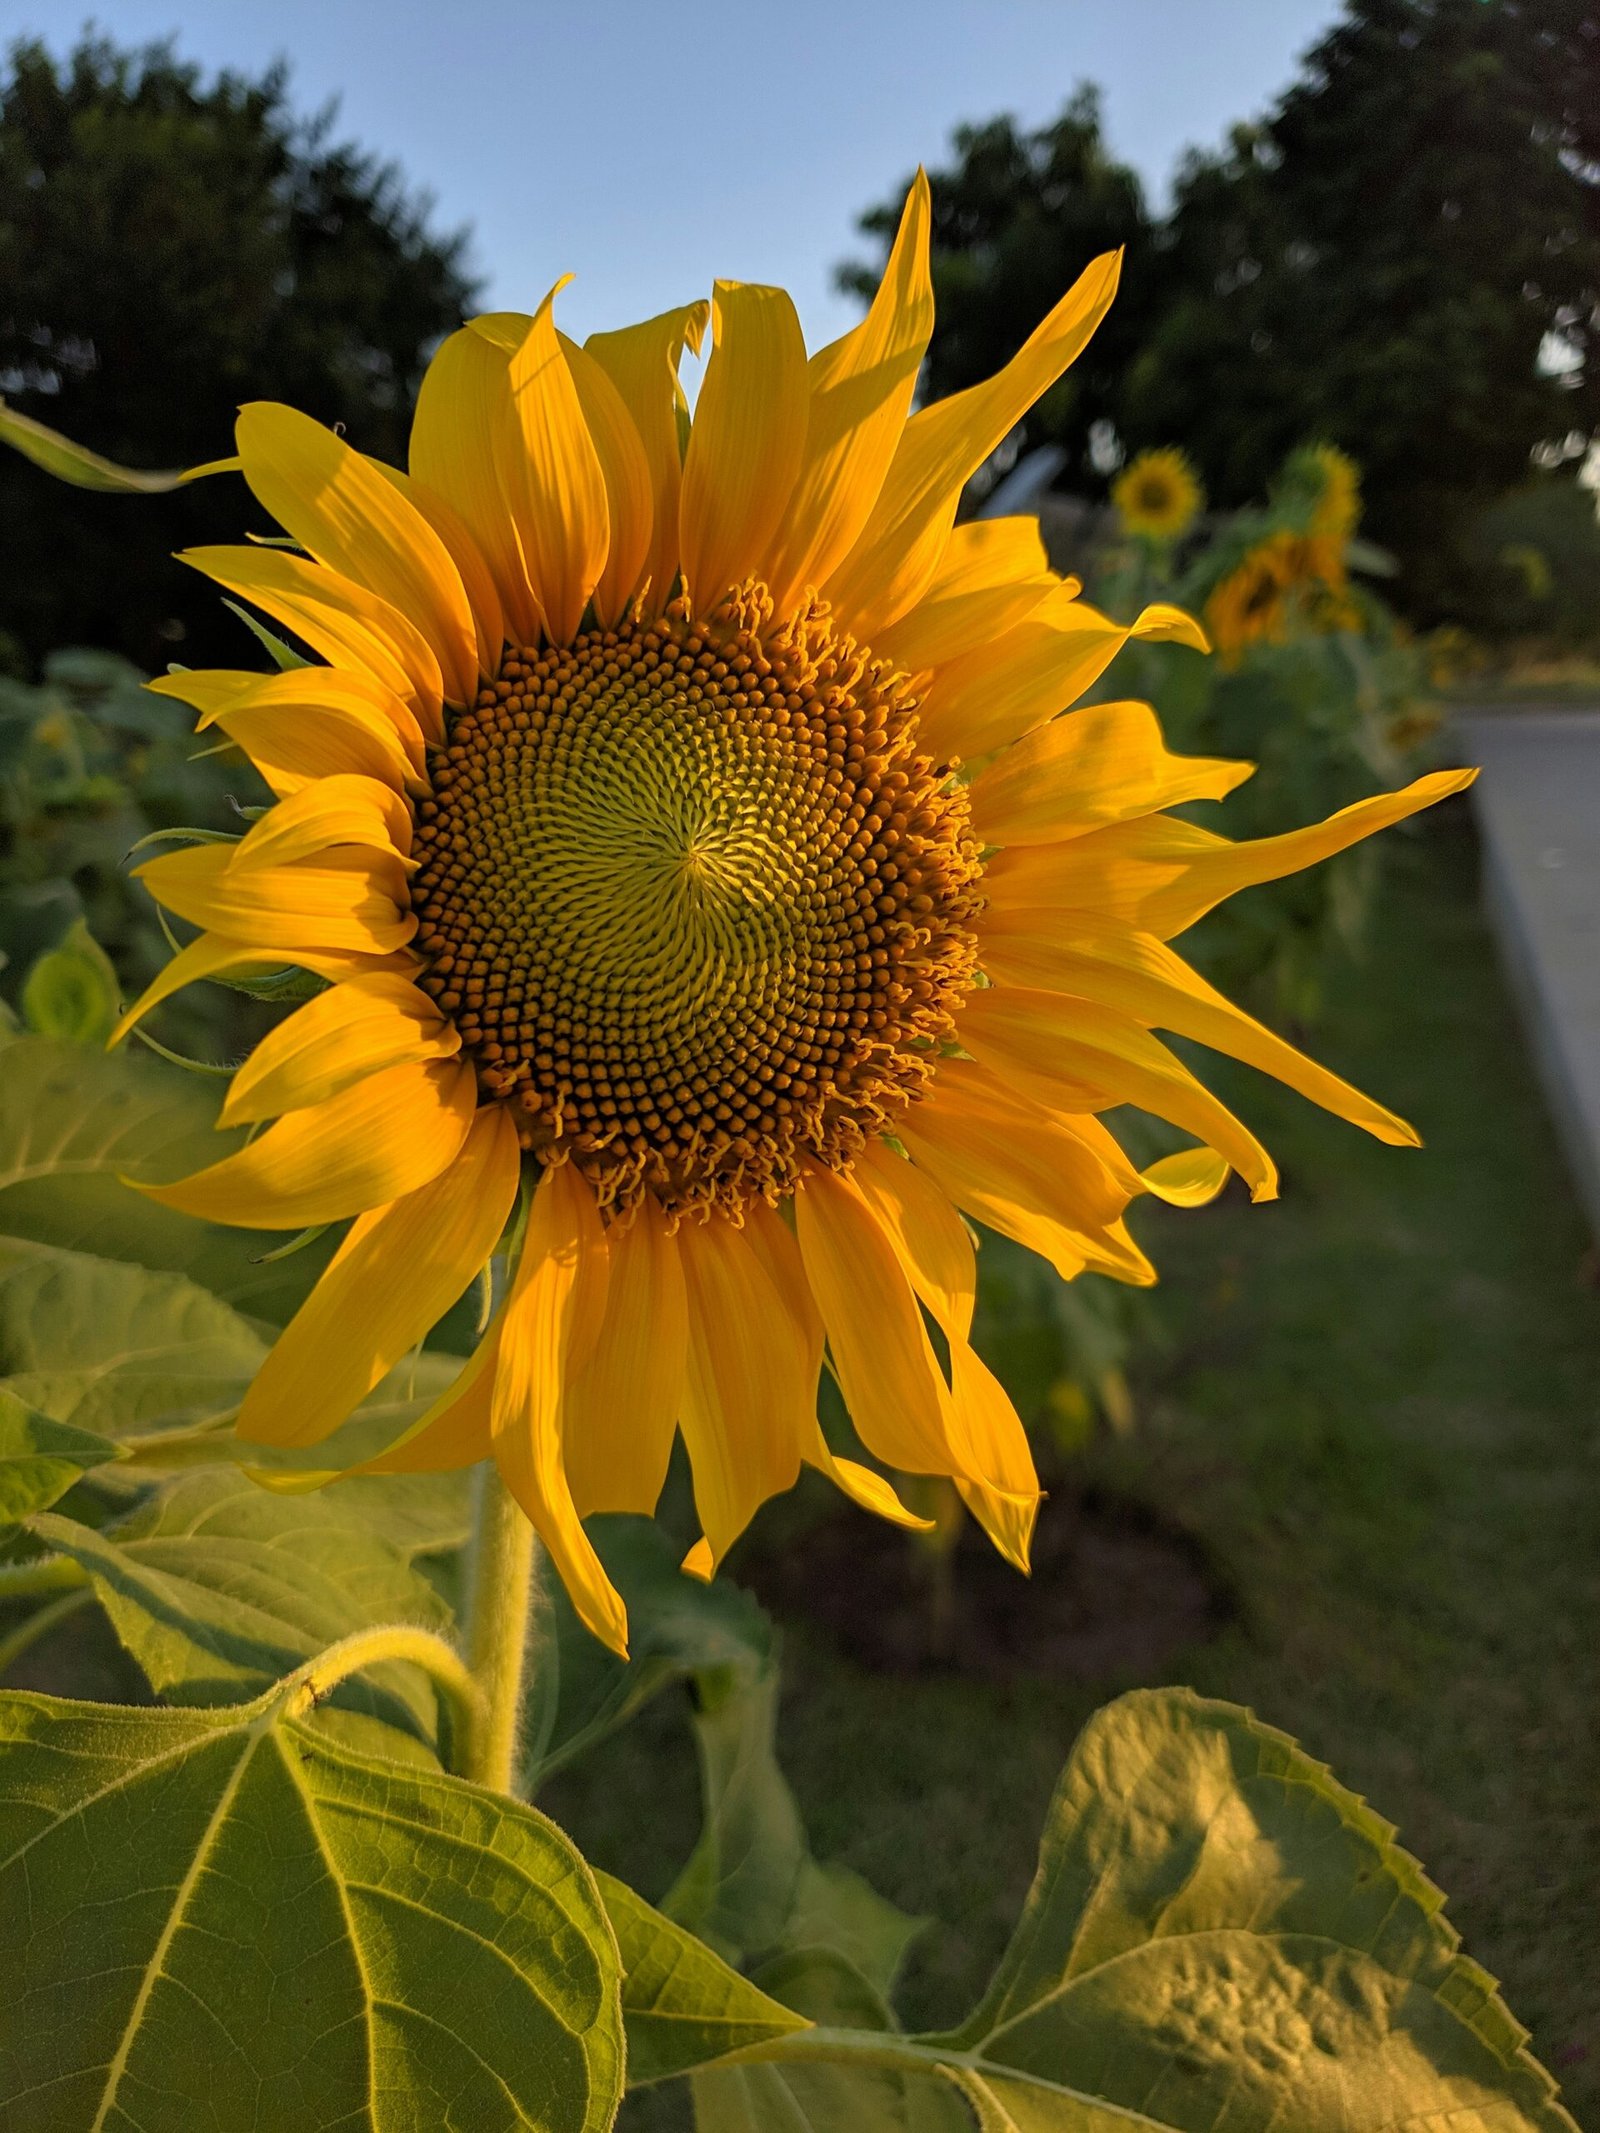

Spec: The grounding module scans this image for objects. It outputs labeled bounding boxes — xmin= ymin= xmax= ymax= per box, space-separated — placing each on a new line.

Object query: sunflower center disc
xmin=409 ymin=590 xmax=984 ymax=1218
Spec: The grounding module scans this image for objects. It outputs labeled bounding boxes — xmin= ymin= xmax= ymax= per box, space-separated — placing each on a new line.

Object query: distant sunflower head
xmin=1111 ymin=447 xmax=1204 ymax=542
xmin=1286 ymin=441 xmax=1362 ymax=541
xmin=105 ymin=175 xmax=1471 ymax=1654
xmin=1205 ymin=527 xmax=1357 ymax=663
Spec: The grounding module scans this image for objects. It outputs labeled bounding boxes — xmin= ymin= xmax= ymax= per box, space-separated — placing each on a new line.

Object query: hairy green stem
xmin=0 ymin=1586 xmax=95 ymax=1680
xmin=279 ymin=1623 xmax=486 ymax=1769
xmin=461 ymin=1465 xmax=539 ymax=1794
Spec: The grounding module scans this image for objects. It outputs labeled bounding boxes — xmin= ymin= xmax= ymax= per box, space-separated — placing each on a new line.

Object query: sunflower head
xmin=96 ymin=174 xmax=1471 ymax=1655
xmin=1111 ymin=447 xmax=1204 ymax=543
xmin=1280 ymin=441 xmax=1362 ymax=542
xmin=1205 ymin=527 xmax=1358 ymax=663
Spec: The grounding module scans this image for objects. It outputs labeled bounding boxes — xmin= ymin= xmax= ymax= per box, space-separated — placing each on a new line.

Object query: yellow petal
xmin=492 ymin=1163 xmax=628 ymax=1656
xmin=919 ymin=593 xmax=1207 ymax=764
xmin=678 ymin=282 xmax=807 ymax=615
xmin=149 ymin=666 xmax=427 ymax=773
xmin=498 ymin=285 xmax=610 ymax=645
xmin=676 ymin=1209 xmax=809 ymax=1570
xmin=411 ymin=322 xmax=541 ymax=644
xmin=898 ymin=1057 xmax=1150 ymax=1283
xmin=138 ymin=1057 xmax=478 ymax=1228
xmin=852 ymin=1142 xmax=1038 ymax=1565
xmin=560 ymin=332 xmax=654 ymax=628
xmin=145 ymin=670 xmax=263 ymax=724
xmin=980 ymin=911 xmax=1418 ymax=1146
xmin=958 ymin=986 xmax=1278 ymax=1202
xmin=133 ymin=843 xmax=415 ymax=956
xmin=968 ymin=701 xmax=1252 ymax=846
xmin=763 ymin=173 xmax=934 ymax=615
xmin=585 ymin=302 xmax=710 ymax=619
xmin=181 ymin=546 xmax=445 ymax=741
xmin=823 ymin=251 xmax=1122 ymax=636
xmin=874 ymin=519 xmax=1064 ymax=674
xmin=199 ymin=686 xmax=424 ymax=800
xmin=984 ymin=768 xmax=1478 ymax=939
xmin=374 ymin=460 xmax=507 ymax=678
xmin=352 ymin=1336 xmax=500 ymax=1476
xmin=236 ymin=1102 xmax=520 ymax=1450
xmin=110 ymin=933 xmax=417 ymax=1046
xmin=563 ymin=1197 xmax=687 ymax=1519
xmin=220 ymin=973 xmax=459 ymax=1126
xmin=854 ymin=1136 xmax=977 ymax=1337
xmin=795 ymin=1165 xmax=947 ymax=1474
xmin=230 ymin=773 xmax=414 ymax=869
xmin=1140 ymin=1148 xmax=1231 ymax=1207
xmin=235 ymin=403 xmax=479 ymax=707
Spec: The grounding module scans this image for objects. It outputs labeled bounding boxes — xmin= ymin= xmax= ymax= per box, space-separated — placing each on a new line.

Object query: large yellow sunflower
xmin=113 ymin=177 xmax=1470 ymax=1653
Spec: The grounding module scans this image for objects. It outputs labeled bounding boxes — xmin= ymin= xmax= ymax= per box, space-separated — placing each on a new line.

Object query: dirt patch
xmin=738 ymin=1484 xmax=1230 ymax=1681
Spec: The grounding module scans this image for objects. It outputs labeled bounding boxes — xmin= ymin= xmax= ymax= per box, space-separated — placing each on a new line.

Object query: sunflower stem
xmin=462 ymin=1464 xmax=539 ymax=1794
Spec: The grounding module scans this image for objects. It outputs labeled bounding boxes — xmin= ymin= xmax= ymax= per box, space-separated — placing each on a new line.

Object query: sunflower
xmin=1111 ymin=446 xmax=1204 ymax=542
xmin=111 ymin=176 xmax=1471 ymax=1654
xmin=1205 ymin=526 xmax=1358 ymax=663
xmin=1301 ymin=442 xmax=1362 ymax=541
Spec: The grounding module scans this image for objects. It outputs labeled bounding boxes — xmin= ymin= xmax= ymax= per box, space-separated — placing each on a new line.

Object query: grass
xmin=551 ymin=803 xmax=1600 ymax=2121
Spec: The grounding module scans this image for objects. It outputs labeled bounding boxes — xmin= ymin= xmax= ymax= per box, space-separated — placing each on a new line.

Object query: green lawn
xmin=551 ymin=802 xmax=1600 ymax=2121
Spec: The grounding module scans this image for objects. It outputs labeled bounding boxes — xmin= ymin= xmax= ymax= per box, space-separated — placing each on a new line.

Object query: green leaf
xmin=19 ymin=918 xmax=121 ymax=1045
xmin=664 ymin=1654 xmax=926 ymax=1995
xmin=534 ymin=1514 xmax=775 ymax=1782
xmin=724 ymin=1689 xmax=1578 ymax=2131
xmin=0 ymin=1389 xmax=120 ymax=1523
xmin=0 ymin=1034 xmax=337 ymax=1321
xmin=0 ymin=1685 xmax=623 ymax=2131
xmin=692 ymin=1948 xmax=968 ymax=2133
xmin=0 ymin=1235 xmax=262 ymax=1442
xmin=220 ymin=596 xmax=311 ymax=668
xmin=596 ymin=1869 xmax=808 ymax=2086
xmin=30 ymin=1468 xmax=451 ymax=1743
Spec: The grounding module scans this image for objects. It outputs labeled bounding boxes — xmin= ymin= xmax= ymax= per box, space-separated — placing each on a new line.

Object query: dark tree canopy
xmin=838 ymin=87 xmax=1155 ymax=488
xmin=843 ymin=0 xmax=1600 ymax=619
xmin=0 ymin=35 xmax=478 ymax=673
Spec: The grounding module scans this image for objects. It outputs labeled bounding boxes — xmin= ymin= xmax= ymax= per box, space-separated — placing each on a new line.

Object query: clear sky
xmin=26 ymin=1 xmax=1340 ymax=346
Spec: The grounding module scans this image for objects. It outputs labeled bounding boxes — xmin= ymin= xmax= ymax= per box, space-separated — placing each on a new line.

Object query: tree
xmin=0 ymin=35 xmax=478 ymax=673
xmin=1126 ymin=0 xmax=1600 ymax=615
xmin=841 ymin=2 xmax=1600 ymax=619
xmin=837 ymin=87 xmax=1154 ymax=487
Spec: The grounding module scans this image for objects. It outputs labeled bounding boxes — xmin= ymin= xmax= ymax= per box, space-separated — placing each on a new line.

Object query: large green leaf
xmin=30 ymin=1468 xmax=450 ymax=1741
xmin=665 ymin=1659 xmax=924 ymax=1996
xmin=597 ymin=1869 xmax=808 ymax=2086
xmin=0 ymin=1389 xmax=119 ymax=1524
xmin=716 ymin=1689 xmax=1577 ymax=2131
xmin=0 ymin=1234 xmax=261 ymax=1442
xmin=0 ymin=1685 xmax=624 ymax=2131
xmin=0 ymin=1034 xmax=335 ymax=1320
xmin=0 ymin=1233 xmax=472 ymax=1548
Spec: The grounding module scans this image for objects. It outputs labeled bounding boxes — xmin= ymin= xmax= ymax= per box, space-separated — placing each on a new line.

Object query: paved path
xmin=1454 ymin=708 xmax=1600 ymax=1245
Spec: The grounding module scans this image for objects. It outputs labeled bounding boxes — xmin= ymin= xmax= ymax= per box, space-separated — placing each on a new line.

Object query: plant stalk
xmin=462 ymin=1464 xmax=539 ymax=1794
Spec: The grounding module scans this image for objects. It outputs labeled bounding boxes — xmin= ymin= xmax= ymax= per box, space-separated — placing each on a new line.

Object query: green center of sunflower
xmin=409 ymin=589 xmax=984 ymax=1218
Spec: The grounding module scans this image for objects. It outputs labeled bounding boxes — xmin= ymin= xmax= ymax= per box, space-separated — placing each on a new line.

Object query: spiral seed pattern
xmin=409 ymin=587 xmax=984 ymax=1218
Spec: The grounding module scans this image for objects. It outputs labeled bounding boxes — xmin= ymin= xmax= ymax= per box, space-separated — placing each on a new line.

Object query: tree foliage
xmin=843 ymin=0 xmax=1600 ymax=618
xmin=0 ymin=34 xmax=477 ymax=673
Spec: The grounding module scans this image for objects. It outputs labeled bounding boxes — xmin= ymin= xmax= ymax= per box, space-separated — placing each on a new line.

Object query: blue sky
xmin=30 ymin=1 xmax=1340 ymax=346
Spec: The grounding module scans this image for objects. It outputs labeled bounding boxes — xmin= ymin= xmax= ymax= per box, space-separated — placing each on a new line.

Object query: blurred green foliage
xmin=0 ymin=647 xmax=267 ymax=1052
xmin=0 ymin=33 xmax=476 ymax=675
xmin=845 ymin=0 xmax=1600 ymax=627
